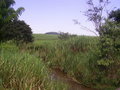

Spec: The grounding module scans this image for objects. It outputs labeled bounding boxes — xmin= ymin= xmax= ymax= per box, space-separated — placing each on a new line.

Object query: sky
xmin=14 ymin=0 xmax=120 ymax=36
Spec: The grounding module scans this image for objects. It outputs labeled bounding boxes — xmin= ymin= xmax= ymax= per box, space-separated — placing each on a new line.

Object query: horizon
xmin=14 ymin=0 xmax=120 ymax=36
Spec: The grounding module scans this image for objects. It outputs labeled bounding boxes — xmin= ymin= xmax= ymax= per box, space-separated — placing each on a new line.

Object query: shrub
xmin=0 ymin=20 xmax=33 ymax=43
xmin=99 ymin=21 xmax=120 ymax=64
xmin=96 ymin=21 xmax=120 ymax=89
xmin=58 ymin=32 xmax=77 ymax=40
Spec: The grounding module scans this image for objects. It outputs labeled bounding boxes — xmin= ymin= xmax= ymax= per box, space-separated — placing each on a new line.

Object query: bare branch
xmin=73 ymin=19 xmax=98 ymax=36
xmin=85 ymin=0 xmax=110 ymax=33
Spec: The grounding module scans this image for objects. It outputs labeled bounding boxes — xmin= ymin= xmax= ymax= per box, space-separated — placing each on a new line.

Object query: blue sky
xmin=14 ymin=0 xmax=120 ymax=36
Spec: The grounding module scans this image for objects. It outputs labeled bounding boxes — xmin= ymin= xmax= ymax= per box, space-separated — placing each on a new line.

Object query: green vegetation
xmin=0 ymin=43 xmax=68 ymax=90
xmin=0 ymin=0 xmax=32 ymax=43
xmin=58 ymin=32 xmax=77 ymax=40
xmin=33 ymin=34 xmax=58 ymax=47
xmin=33 ymin=34 xmax=58 ymax=40
xmin=26 ymin=34 xmax=120 ymax=90
xmin=1 ymin=0 xmax=120 ymax=90
xmin=1 ymin=20 xmax=33 ymax=43
xmin=1 ymin=33 xmax=120 ymax=90
xmin=109 ymin=9 xmax=120 ymax=23
xmin=0 ymin=0 xmax=24 ymax=27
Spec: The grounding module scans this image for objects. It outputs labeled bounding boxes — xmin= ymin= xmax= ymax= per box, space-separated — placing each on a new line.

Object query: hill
xmin=45 ymin=32 xmax=60 ymax=35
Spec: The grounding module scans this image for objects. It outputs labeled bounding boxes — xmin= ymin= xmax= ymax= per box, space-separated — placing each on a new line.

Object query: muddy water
xmin=50 ymin=68 xmax=120 ymax=90
xmin=50 ymin=68 xmax=95 ymax=90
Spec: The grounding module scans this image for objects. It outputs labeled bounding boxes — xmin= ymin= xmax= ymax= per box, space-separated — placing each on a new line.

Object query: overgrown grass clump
xmin=0 ymin=43 xmax=68 ymax=90
xmin=27 ymin=36 xmax=98 ymax=84
xmin=28 ymin=35 xmax=120 ymax=90
xmin=46 ymin=36 xmax=99 ymax=84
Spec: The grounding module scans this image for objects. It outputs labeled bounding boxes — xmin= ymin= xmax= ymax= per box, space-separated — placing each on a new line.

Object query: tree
xmin=85 ymin=1 xmax=120 ymax=88
xmin=1 ymin=20 xmax=33 ymax=43
xmin=99 ymin=21 xmax=120 ymax=60
xmin=74 ymin=0 xmax=110 ymax=36
xmin=0 ymin=0 xmax=25 ymax=29
xmin=109 ymin=9 xmax=120 ymax=23
xmin=85 ymin=0 xmax=110 ymax=33
xmin=0 ymin=0 xmax=28 ymax=43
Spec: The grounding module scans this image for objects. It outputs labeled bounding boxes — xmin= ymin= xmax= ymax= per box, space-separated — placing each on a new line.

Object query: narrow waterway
xmin=50 ymin=68 xmax=120 ymax=90
xmin=50 ymin=68 xmax=95 ymax=90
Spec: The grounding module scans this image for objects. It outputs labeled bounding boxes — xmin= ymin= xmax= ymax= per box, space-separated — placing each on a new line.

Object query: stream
xmin=50 ymin=68 xmax=95 ymax=90
xmin=50 ymin=68 xmax=120 ymax=90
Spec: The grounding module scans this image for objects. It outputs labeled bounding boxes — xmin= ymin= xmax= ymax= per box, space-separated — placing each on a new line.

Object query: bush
xmin=0 ymin=20 xmax=33 ymax=43
xmin=97 ymin=21 xmax=120 ymax=89
xmin=58 ymin=32 xmax=77 ymax=40
xmin=99 ymin=21 xmax=120 ymax=64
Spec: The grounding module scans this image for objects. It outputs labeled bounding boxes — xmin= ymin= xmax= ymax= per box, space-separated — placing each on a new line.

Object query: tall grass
xmin=15 ymin=33 xmax=120 ymax=90
xmin=46 ymin=36 xmax=99 ymax=83
xmin=28 ymin=35 xmax=120 ymax=90
xmin=33 ymin=34 xmax=58 ymax=40
xmin=27 ymin=36 xmax=99 ymax=84
xmin=0 ymin=43 xmax=68 ymax=90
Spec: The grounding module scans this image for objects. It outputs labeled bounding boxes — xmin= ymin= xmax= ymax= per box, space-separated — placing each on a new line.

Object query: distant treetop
xmin=45 ymin=32 xmax=60 ymax=35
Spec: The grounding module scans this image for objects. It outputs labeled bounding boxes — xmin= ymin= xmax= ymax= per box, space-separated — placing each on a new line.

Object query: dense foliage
xmin=85 ymin=0 xmax=120 ymax=88
xmin=98 ymin=9 xmax=120 ymax=67
xmin=1 ymin=20 xmax=33 ymax=43
xmin=0 ymin=0 xmax=24 ymax=28
xmin=109 ymin=9 xmax=120 ymax=23
xmin=100 ymin=21 xmax=120 ymax=60
xmin=58 ymin=32 xmax=77 ymax=40
xmin=0 ymin=0 xmax=32 ymax=43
